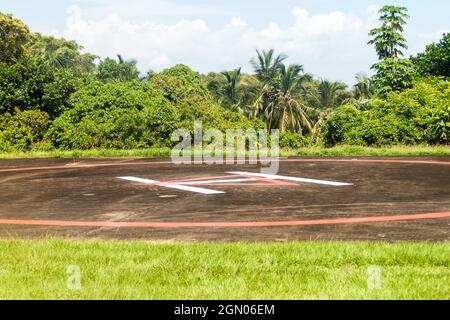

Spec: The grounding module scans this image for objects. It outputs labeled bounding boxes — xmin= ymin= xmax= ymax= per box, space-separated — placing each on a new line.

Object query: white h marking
xmin=117 ymin=177 xmax=225 ymax=195
xmin=227 ymin=172 xmax=353 ymax=186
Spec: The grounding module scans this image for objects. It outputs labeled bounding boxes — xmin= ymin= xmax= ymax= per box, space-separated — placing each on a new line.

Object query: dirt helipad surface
xmin=0 ymin=157 xmax=449 ymax=241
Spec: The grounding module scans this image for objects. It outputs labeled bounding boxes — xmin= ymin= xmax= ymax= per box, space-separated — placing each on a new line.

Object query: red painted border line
xmin=1 ymin=158 xmax=449 ymax=173
xmin=0 ymin=212 xmax=448 ymax=229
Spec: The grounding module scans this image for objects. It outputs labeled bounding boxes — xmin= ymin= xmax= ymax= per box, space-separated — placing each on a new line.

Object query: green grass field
xmin=0 ymin=240 xmax=448 ymax=300
xmin=0 ymin=145 xmax=449 ymax=159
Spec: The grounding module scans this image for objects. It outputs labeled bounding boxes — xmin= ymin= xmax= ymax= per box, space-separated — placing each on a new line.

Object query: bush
xmin=280 ymin=131 xmax=312 ymax=148
xmin=323 ymin=79 xmax=450 ymax=146
xmin=48 ymin=81 xmax=179 ymax=149
xmin=321 ymin=106 xmax=365 ymax=146
xmin=0 ymin=109 xmax=50 ymax=151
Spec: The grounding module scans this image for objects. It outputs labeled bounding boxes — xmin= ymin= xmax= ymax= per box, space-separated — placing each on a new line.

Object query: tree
xmin=221 ymin=68 xmax=242 ymax=107
xmin=368 ymin=6 xmax=413 ymax=93
xmin=310 ymin=80 xmax=349 ymax=135
xmin=341 ymin=73 xmax=376 ymax=110
xmin=353 ymin=73 xmax=372 ymax=100
xmin=0 ymin=109 xmax=50 ymax=151
xmin=270 ymin=64 xmax=312 ymax=133
xmin=150 ymin=65 xmax=261 ymax=132
xmin=249 ymin=49 xmax=286 ymax=124
xmin=371 ymin=58 xmax=415 ymax=94
xmin=150 ymin=64 xmax=210 ymax=105
xmin=0 ymin=13 xmax=31 ymax=63
xmin=97 ymin=55 xmax=140 ymax=82
xmin=316 ymin=80 xmax=348 ymax=111
xmin=411 ymin=33 xmax=450 ymax=78
xmin=368 ymin=6 xmax=409 ymax=59
xmin=30 ymin=34 xmax=97 ymax=74
xmin=247 ymin=49 xmax=317 ymax=132
xmin=250 ymin=49 xmax=286 ymax=84
xmin=0 ymin=55 xmax=82 ymax=118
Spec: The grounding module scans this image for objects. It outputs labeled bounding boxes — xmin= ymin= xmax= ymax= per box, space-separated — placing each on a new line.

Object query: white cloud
xmin=227 ymin=17 xmax=248 ymax=28
xmin=57 ymin=5 xmax=379 ymax=83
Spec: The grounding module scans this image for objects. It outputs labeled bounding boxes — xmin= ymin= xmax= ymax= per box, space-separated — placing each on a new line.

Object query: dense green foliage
xmin=411 ymin=33 xmax=450 ymax=78
xmin=97 ymin=55 xmax=140 ymax=82
xmin=323 ymin=79 xmax=450 ymax=146
xmin=149 ymin=64 xmax=262 ymax=132
xmin=47 ymin=81 xmax=179 ymax=149
xmin=0 ymin=13 xmax=30 ymax=63
xmin=0 ymin=109 xmax=50 ymax=151
xmin=368 ymin=6 xmax=414 ymax=94
xmin=30 ymin=34 xmax=97 ymax=74
xmin=0 ymin=55 xmax=82 ymax=118
xmin=0 ymin=7 xmax=449 ymax=152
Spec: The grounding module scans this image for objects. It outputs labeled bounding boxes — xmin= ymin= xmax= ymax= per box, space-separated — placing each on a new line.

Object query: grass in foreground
xmin=0 ymin=240 xmax=448 ymax=300
xmin=0 ymin=145 xmax=449 ymax=159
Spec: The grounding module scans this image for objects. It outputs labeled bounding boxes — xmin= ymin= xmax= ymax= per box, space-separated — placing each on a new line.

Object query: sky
xmin=1 ymin=0 xmax=449 ymax=84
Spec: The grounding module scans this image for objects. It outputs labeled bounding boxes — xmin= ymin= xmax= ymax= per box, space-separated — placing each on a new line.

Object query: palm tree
xmin=250 ymin=49 xmax=287 ymax=84
xmin=116 ymin=54 xmax=139 ymax=81
xmin=268 ymin=64 xmax=313 ymax=133
xmin=249 ymin=49 xmax=287 ymax=121
xmin=353 ymin=72 xmax=371 ymax=100
xmin=341 ymin=72 xmax=376 ymax=110
xmin=311 ymin=80 xmax=348 ymax=134
xmin=221 ymin=67 xmax=242 ymax=106
xmin=316 ymin=80 xmax=348 ymax=110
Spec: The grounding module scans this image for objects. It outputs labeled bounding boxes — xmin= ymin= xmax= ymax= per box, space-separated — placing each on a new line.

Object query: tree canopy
xmin=411 ymin=33 xmax=450 ymax=78
xmin=0 ymin=13 xmax=31 ymax=63
xmin=0 ymin=11 xmax=449 ymax=152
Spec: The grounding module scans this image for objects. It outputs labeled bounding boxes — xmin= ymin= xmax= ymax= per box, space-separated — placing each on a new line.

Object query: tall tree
xmin=271 ymin=64 xmax=312 ymax=133
xmin=250 ymin=49 xmax=286 ymax=84
xmin=30 ymin=34 xmax=97 ymax=74
xmin=221 ymin=67 xmax=242 ymax=107
xmin=368 ymin=6 xmax=409 ymax=59
xmin=249 ymin=49 xmax=286 ymax=123
xmin=0 ymin=13 xmax=31 ymax=63
xmin=368 ymin=6 xmax=413 ymax=94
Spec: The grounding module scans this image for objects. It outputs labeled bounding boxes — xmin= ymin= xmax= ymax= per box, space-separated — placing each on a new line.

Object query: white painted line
xmin=176 ymin=178 xmax=257 ymax=185
xmin=117 ymin=177 xmax=225 ymax=195
xmin=118 ymin=176 xmax=159 ymax=184
xmin=160 ymin=183 xmax=225 ymax=194
xmin=227 ymin=172 xmax=353 ymax=186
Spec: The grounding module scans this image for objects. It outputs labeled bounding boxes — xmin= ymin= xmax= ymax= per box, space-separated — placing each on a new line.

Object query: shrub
xmin=322 ymin=79 xmax=450 ymax=146
xmin=322 ymin=106 xmax=365 ymax=147
xmin=280 ymin=131 xmax=312 ymax=148
xmin=47 ymin=81 xmax=179 ymax=149
xmin=0 ymin=109 xmax=50 ymax=151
